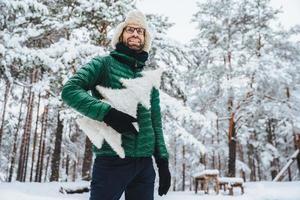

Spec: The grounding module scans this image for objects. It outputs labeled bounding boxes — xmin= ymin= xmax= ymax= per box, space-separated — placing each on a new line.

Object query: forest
xmin=0 ymin=0 xmax=299 ymax=194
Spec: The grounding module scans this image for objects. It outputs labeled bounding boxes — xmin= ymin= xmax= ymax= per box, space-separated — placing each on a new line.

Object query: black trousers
xmin=89 ymin=156 xmax=156 ymax=200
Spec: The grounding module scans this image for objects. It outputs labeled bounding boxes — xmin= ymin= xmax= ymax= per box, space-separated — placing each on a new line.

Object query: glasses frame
xmin=124 ymin=26 xmax=145 ymax=36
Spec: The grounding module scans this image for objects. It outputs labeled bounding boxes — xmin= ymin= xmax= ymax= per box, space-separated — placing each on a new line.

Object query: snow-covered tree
xmin=188 ymin=0 xmax=300 ymax=180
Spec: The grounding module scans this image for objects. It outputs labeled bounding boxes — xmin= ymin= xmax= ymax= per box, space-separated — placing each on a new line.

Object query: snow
xmin=193 ymin=169 xmax=220 ymax=177
xmin=0 ymin=181 xmax=300 ymax=200
xmin=218 ymin=177 xmax=244 ymax=184
xmin=1 ymin=0 xmax=300 ymax=198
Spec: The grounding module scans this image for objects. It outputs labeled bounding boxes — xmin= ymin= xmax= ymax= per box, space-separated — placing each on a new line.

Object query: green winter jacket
xmin=61 ymin=48 xmax=169 ymax=159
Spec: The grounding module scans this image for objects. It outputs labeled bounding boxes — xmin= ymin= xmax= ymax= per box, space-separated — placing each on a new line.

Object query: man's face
xmin=121 ymin=24 xmax=145 ymax=52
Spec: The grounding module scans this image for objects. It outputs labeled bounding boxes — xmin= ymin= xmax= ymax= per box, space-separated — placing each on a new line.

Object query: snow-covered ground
xmin=0 ymin=181 xmax=299 ymax=200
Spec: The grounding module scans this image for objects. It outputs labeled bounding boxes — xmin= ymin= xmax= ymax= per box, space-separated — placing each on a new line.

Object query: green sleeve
xmin=151 ymin=87 xmax=169 ymax=160
xmin=61 ymin=57 xmax=111 ymax=121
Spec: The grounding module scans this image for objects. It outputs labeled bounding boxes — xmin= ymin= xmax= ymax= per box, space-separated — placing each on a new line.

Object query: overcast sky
xmin=136 ymin=0 xmax=300 ymax=43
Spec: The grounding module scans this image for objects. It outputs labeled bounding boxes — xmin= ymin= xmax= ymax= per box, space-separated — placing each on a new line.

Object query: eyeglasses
xmin=124 ymin=26 xmax=145 ymax=35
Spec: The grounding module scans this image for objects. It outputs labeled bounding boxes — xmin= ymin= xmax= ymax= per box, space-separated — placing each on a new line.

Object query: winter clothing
xmin=61 ymin=10 xmax=170 ymax=199
xmin=75 ymin=64 xmax=164 ymax=159
xmin=111 ymin=10 xmax=152 ymax=52
xmin=103 ymin=107 xmax=138 ymax=135
xmin=61 ymin=43 xmax=169 ymax=160
xmin=90 ymin=156 xmax=155 ymax=200
xmin=155 ymin=157 xmax=171 ymax=196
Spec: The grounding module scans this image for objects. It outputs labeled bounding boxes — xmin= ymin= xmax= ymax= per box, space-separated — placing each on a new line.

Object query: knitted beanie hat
xmin=111 ymin=10 xmax=152 ymax=52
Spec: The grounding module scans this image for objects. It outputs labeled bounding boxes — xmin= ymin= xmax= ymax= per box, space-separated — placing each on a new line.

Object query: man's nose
xmin=132 ymin=30 xmax=139 ymax=36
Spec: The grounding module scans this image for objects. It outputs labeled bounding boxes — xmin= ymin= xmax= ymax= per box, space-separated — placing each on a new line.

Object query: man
xmin=61 ymin=10 xmax=170 ymax=200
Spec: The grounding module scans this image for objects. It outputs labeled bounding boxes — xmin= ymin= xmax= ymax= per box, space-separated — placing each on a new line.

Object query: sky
xmin=136 ymin=0 xmax=300 ymax=43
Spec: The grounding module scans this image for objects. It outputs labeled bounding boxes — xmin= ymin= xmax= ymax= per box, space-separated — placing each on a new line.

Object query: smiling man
xmin=61 ymin=10 xmax=170 ymax=200
xmin=122 ymin=25 xmax=145 ymax=50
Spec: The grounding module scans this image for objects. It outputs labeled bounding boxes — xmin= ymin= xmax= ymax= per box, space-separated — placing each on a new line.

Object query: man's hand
xmin=103 ymin=108 xmax=138 ymax=135
xmin=155 ymin=157 xmax=171 ymax=196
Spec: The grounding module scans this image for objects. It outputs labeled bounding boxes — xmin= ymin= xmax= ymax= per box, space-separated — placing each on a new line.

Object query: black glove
xmin=155 ymin=157 xmax=171 ymax=196
xmin=103 ymin=108 xmax=138 ymax=135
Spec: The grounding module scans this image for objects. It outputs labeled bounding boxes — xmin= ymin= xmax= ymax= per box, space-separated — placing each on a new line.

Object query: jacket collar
xmin=110 ymin=43 xmax=149 ymax=72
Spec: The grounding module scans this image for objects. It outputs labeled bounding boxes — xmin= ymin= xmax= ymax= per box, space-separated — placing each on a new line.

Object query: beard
xmin=124 ymin=37 xmax=145 ymax=51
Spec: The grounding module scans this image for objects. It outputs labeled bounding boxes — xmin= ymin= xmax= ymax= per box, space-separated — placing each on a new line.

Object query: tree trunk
xmin=218 ymin=153 xmax=221 ymax=172
xmin=255 ymin=152 xmax=262 ymax=181
xmin=238 ymin=143 xmax=246 ymax=181
xmin=35 ymin=104 xmax=49 ymax=182
xmin=44 ymin=153 xmax=51 ymax=182
xmin=8 ymin=86 xmax=25 ymax=182
xmin=267 ymin=118 xmax=279 ymax=180
xmin=212 ymin=150 xmax=216 ymax=169
xmin=228 ymin=112 xmax=236 ymax=177
xmin=288 ymin=167 xmax=292 ymax=181
xmin=0 ymin=80 xmax=10 ymax=149
xmin=238 ymin=143 xmax=244 ymax=162
xmin=182 ymin=145 xmax=185 ymax=191
xmin=72 ymin=160 xmax=77 ymax=182
xmin=38 ymin=136 xmax=46 ymax=182
xmin=82 ymin=136 xmax=93 ymax=180
xmin=216 ymin=117 xmax=221 ymax=171
xmin=294 ymin=133 xmax=300 ymax=177
xmin=50 ymin=111 xmax=63 ymax=181
xmin=66 ymin=154 xmax=70 ymax=181
xmin=286 ymin=87 xmax=300 ymax=177
xmin=16 ymin=87 xmax=33 ymax=181
xmin=228 ymin=140 xmax=236 ymax=177
xmin=212 ymin=133 xmax=216 ymax=169
xmin=23 ymin=90 xmax=35 ymax=181
xmin=16 ymin=69 xmax=38 ymax=182
xmin=173 ymin=137 xmax=177 ymax=191
xmin=24 ymin=69 xmax=39 ymax=181
xmin=30 ymin=93 xmax=41 ymax=182
xmin=247 ymin=141 xmax=256 ymax=181
xmin=44 ymin=139 xmax=53 ymax=182
xmin=200 ymin=153 xmax=206 ymax=167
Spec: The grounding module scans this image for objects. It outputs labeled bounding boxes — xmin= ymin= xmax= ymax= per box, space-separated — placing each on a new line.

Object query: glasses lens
xmin=136 ymin=28 xmax=144 ymax=35
xmin=125 ymin=26 xmax=145 ymax=35
xmin=125 ymin=27 xmax=134 ymax=34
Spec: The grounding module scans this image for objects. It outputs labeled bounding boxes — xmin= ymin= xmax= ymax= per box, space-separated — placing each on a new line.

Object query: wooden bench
xmin=194 ymin=169 xmax=220 ymax=194
xmin=218 ymin=177 xmax=244 ymax=195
